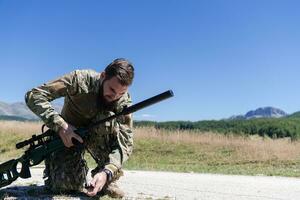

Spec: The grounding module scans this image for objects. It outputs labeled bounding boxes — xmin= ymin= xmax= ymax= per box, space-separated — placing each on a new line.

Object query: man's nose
xmin=110 ymin=93 xmax=118 ymax=100
xmin=112 ymin=93 xmax=122 ymax=100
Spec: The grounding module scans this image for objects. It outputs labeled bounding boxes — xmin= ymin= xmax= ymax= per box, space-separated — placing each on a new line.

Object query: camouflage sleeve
xmin=104 ymin=94 xmax=134 ymax=179
xmin=25 ymin=70 xmax=81 ymax=132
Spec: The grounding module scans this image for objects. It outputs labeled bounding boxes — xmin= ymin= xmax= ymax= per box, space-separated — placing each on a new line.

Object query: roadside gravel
xmin=1 ymin=167 xmax=300 ymax=200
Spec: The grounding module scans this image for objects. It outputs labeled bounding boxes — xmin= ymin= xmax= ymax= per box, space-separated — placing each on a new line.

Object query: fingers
xmin=65 ymin=131 xmax=76 ymax=147
xmin=65 ymin=137 xmax=73 ymax=148
xmin=85 ymin=185 xmax=102 ymax=196
xmin=85 ymin=182 xmax=99 ymax=197
xmin=90 ymin=179 xmax=96 ymax=188
xmin=58 ymin=129 xmax=72 ymax=147
xmin=62 ymin=137 xmax=71 ymax=147
xmin=84 ymin=173 xmax=106 ymax=197
xmin=58 ymin=124 xmax=83 ymax=147
xmin=72 ymin=133 xmax=83 ymax=143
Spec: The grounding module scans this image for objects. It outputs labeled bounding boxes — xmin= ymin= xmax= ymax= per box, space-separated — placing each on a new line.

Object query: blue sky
xmin=0 ymin=0 xmax=299 ymax=121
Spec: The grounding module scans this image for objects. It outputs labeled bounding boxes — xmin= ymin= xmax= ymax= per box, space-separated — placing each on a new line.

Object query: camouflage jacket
xmin=25 ymin=69 xmax=133 ymax=178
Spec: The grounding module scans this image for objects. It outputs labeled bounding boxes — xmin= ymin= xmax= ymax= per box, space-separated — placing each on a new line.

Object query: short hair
xmin=104 ymin=58 xmax=134 ymax=86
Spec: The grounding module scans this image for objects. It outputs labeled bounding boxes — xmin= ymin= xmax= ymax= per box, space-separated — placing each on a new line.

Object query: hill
xmin=0 ymin=101 xmax=62 ymax=120
xmin=135 ymin=110 xmax=300 ymax=140
xmin=229 ymin=106 xmax=287 ymax=120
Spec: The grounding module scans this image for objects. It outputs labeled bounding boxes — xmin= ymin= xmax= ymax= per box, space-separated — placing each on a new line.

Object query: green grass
xmin=1 ymin=122 xmax=300 ymax=178
xmin=121 ymin=137 xmax=300 ymax=177
xmin=1 ymin=123 xmax=300 ymax=199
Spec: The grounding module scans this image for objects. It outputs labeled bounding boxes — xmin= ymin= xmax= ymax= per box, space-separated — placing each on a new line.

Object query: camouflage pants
xmin=44 ymin=147 xmax=87 ymax=193
xmin=44 ymin=130 xmax=121 ymax=193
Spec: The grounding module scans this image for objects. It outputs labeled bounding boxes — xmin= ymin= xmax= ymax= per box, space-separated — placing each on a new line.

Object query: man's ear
xmin=100 ymin=72 xmax=106 ymax=79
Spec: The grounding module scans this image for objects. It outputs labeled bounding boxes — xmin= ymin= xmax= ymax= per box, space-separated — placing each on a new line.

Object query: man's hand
xmin=84 ymin=172 xmax=107 ymax=197
xmin=58 ymin=123 xmax=83 ymax=148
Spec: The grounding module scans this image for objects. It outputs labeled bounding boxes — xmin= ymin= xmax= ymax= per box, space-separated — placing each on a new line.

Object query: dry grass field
xmin=0 ymin=121 xmax=42 ymax=160
xmin=134 ymin=127 xmax=300 ymax=163
xmin=1 ymin=121 xmax=300 ymax=177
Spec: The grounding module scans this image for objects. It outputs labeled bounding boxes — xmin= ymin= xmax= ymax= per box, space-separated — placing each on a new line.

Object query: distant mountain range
xmin=0 ymin=101 xmax=62 ymax=121
xmin=0 ymin=100 xmax=297 ymax=122
xmin=229 ymin=107 xmax=288 ymax=120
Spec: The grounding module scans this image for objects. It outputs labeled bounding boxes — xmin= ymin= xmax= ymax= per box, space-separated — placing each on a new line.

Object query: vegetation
xmin=3 ymin=111 xmax=300 ymax=140
xmin=0 ymin=115 xmax=36 ymax=122
xmin=134 ymin=115 xmax=300 ymax=140
xmin=1 ymin=121 xmax=300 ymax=178
xmin=122 ymin=127 xmax=300 ymax=177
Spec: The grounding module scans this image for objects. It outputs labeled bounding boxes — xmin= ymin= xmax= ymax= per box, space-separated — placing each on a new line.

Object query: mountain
xmin=0 ymin=101 xmax=63 ymax=120
xmin=230 ymin=107 xmax=288 ymax=120
xmin=287 ymin=111 xmax=300 ymax=118
xmin=0 ymin=101 xmax=296 ymax=122
xmin=0 ymin=115 xmax=32 ymax=121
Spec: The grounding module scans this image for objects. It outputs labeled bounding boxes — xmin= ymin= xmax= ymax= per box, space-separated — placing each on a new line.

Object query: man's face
xmin=102 ymin=76 xmax=128 ymax=104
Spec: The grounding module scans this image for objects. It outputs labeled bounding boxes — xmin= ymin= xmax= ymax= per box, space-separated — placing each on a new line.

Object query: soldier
xmin=25 ymin=58 xmax=134 ymax=198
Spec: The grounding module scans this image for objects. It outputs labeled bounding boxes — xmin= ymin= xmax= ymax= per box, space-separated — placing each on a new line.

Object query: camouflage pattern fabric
xmin=43 ymin=147 xmax=87 ymax=192
xmin=25 ymin=69 xmax=133 ymax=192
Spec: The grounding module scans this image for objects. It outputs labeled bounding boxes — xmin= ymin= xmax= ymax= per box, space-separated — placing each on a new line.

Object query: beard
xmin=99 ymin=80 xmax=119 ymax=109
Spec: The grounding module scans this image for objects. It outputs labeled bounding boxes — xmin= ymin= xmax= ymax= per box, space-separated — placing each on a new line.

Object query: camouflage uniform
xmin=25 ymin=69 xmax=133 ymax=193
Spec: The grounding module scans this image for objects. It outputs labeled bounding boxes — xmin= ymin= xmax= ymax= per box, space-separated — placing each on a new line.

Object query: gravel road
xmin=1 ymin=167 xmax=300 ymax=200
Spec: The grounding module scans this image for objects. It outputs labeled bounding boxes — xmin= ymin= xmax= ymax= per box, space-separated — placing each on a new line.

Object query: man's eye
xmin=110 ymin=87 xmax=116 ymax=94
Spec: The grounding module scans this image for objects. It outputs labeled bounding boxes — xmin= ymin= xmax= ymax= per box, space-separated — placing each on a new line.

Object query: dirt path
xmin=1 ymin=167 xmax=300 ymax=199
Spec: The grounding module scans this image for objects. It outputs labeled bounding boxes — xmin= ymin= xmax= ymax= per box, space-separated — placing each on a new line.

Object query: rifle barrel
xmin=88 ymin=90 xmax=174 ymax=128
